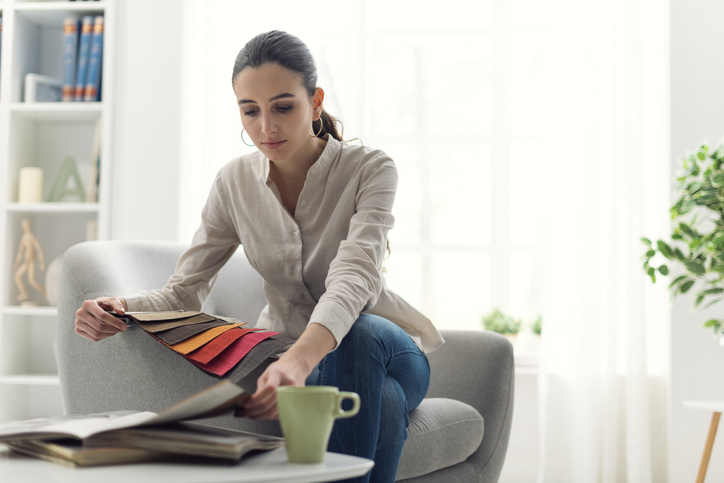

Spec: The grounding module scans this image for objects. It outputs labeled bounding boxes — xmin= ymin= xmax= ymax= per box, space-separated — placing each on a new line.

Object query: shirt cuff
xmin=121 ymin=291 xmax=184 ymax=313
xmin=308 ymin=301 xmax=356 ymax=351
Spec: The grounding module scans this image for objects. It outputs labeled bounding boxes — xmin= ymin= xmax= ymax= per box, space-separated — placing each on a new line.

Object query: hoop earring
xmin=309 ymin=117 xmax=324 ymax=138
xmin=241 ymin=129 xmax=254 ymax=147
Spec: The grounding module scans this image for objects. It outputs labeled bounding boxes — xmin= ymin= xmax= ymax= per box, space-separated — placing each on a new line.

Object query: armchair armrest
xmin=426 ymin=330 xmax=514 ymax=482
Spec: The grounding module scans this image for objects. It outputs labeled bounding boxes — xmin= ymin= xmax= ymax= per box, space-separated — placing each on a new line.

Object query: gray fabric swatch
xmin=225 ymin=337 xmax=294 ymax=391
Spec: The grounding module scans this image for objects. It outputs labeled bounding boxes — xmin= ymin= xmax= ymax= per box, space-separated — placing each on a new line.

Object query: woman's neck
xmin=268 ymin=136 xmax=327 ymax=216
xmin=270 ymin=136 xmax=327 ymax=182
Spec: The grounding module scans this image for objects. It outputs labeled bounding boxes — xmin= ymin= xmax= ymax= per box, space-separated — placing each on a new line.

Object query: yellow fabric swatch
xmin=166 ymin=323 xmax=244 ymax=355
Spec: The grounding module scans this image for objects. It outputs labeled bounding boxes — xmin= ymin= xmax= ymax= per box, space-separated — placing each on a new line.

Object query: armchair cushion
xmin=397 ymin=398 xmax=484 ymax=480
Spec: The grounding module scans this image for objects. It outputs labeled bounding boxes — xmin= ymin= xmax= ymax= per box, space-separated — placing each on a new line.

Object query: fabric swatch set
xmin=117 ymin=311 xmax=294 ymax=391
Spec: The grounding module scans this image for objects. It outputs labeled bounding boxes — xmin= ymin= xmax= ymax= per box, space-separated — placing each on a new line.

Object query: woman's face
xmin=233 ymin=63 xmax=322 ymax=164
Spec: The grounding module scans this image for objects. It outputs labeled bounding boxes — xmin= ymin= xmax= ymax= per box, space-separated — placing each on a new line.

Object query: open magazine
xmin=0 ymin=380 xmax=283 ymax=466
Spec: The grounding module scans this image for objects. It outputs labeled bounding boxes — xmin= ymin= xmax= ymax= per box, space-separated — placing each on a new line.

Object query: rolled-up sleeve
xmin=308 ymin=154 xmax=397 ymax=349
xmin=123 ymin=173 xmax=241 ymax=312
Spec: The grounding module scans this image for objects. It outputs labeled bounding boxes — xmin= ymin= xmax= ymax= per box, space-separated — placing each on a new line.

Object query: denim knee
xmin=379 ymin=377 xmax=409 ymax=448
xmin=337 ymin=313 xmax=414 ymax=360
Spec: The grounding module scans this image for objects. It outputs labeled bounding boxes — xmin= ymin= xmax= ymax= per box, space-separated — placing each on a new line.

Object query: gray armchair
xmin=56 ymin=241 xmax=514 ymax=482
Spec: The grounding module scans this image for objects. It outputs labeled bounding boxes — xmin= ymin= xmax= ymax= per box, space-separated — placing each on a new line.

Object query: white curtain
xmin=536 ymin=0 xmax=671 ymax=481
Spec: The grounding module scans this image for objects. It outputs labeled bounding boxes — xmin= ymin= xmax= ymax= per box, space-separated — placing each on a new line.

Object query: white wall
xmin=499 ymin=371 xmax=539 ymax=482
xmin=107 ymin=1 xmax=724 ymax=481
xmin=670 ymin=1 xmax=724 ymax=481
xmin=110 ymin=0 xmax=182 ymax=241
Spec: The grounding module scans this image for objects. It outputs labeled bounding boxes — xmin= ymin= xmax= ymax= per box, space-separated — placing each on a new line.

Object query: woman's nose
xmin=261 ymin=114 xmax=277 ymax=135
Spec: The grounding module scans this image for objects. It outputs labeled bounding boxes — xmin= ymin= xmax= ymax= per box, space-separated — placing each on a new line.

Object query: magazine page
xmin=141 ymin=380 xmax=249 ymax=426
xmin=0 ymin=411 xmax=157 ymax=442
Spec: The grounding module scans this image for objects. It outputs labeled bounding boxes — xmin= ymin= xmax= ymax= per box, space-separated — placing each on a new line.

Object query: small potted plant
xmin=642 ymin=139 xmax=724 ymax=337
xmin=481 ymin=308 xmax=522 ymax=346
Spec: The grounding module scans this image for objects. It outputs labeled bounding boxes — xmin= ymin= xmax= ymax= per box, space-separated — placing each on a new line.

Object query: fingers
xmin=237 ymin=360 xmax=308 ymax=419
xmin=74 ymin=297 xmax=127 ymax=342
xmin=242 ymin=376 xmax=279 ymax=419
xmin=96 ymin=297 xmax=126 ymax=315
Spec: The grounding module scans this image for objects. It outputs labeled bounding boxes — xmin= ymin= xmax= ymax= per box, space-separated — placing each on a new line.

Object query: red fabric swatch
xmin=191 ymin=331 xmax=280 ymax=377
xmin=185 ymin=327 xmax=264 ymax=365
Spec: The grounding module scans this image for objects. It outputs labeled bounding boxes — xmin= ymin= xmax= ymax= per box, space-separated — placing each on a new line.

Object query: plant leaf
xmin=680 ymin=280 xmax=695 ymax=294
xmin=657 ymin=241 xmax=673 ymax=258
xmin=668 ymin=275 xmax=688 ymax=288
xmin=658 ymin=265 xmax=669 ymax=275
xmin=641 ymin=237 xmax=652 ymax=246
xmin=695 ymin=293 xmax=706 ymax=307
xmin=685 ymin=261 xmax=706 ymax=275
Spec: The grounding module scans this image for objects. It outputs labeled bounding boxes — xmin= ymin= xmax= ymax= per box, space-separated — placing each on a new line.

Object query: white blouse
xmin=123 ymin=136 xmax=444 ymax=353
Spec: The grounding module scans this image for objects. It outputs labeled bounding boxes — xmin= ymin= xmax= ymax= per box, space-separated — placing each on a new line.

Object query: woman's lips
xmin=262 ymin=140 xmax=286 ymax=150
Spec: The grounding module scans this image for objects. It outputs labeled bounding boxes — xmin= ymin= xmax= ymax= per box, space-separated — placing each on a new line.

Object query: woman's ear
xmin=313 ymin=87 xmax=325 ymax=116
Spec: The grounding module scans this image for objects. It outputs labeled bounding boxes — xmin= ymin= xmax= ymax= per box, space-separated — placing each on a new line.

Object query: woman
xmin=74 ymin=30 xmax=444 ymax=482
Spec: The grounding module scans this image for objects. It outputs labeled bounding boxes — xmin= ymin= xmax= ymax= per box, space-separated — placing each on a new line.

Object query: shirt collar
xmin=261 ymin=134 xmax=341 ymax=183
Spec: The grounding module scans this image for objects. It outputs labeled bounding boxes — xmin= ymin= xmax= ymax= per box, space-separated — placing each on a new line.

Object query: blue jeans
xmin=305 ymin=314 xmax=431 ymax=483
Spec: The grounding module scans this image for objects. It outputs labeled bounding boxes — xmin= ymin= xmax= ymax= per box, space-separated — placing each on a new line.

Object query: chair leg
xmin=696 ymin=412 xmax=721 ymax=483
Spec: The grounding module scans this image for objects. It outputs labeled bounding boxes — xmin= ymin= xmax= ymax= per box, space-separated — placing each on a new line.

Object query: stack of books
xmin=63 ymin=15 xmax=104 ymax=102
xmin=0 ymin=381 xmax=284 ymax=467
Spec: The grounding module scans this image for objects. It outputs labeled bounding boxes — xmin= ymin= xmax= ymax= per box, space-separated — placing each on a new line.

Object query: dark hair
xmin=232 ymin=31 xmax=342 ymax=141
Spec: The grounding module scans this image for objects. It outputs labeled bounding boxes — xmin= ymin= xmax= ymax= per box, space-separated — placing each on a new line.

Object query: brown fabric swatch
xmin=153 ymin=319 xmax=235 ymax=345
xmin=128 ymin=311 xmax=201 ymax=322
xmin=134 ymin=313 xmax=217 ymax=333
xmin=164 ymin=323 xmax=244 ymax=355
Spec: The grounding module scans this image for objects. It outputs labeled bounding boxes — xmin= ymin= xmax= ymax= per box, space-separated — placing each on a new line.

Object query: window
xmin=180 ymin=0 xmax=551 ymax=353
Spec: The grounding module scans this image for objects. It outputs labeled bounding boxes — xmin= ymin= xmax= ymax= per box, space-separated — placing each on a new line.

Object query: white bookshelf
xmin=0 ymin=0 xmax=115 ymax=423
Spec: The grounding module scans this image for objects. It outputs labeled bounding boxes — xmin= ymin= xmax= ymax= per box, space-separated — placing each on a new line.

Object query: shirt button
xmin=301 ymin=293 xmax=308 ymax=299
xmin=300 ymin=200 xmax=308 ymax=206
xmin=293 ymin=231 xmax=299 ymax=237
xmin=292 ymin=266 xmax=299 ymax=274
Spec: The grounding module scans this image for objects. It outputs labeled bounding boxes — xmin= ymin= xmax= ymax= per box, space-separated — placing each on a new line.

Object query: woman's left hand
xmin=235 ymin=357 xmax=307 ymax=419
xmin=236 ymin=323 xmax=336 ymax=419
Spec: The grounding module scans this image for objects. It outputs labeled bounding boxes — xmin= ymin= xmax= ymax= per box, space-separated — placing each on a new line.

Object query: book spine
xmin=73 ymin=16 xmax=94 ymax=101
xmin=1 ymin=17 xmax=3 ymax=83
xmin=62 ymin=18 xmax=79 ymax=102
xmin=84 ymin=16 xmax=104 ymax=102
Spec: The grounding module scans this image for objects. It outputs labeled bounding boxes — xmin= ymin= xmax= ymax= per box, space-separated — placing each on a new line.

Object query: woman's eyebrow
xmin=238 ymin=93 xmax=296 ymax=106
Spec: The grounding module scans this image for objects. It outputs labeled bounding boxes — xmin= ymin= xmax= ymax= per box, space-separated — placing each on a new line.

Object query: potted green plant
xmin=481 ymin=308 xmax=523 ymax=345
xmin=642 ymin=140 xmax=724 ymax=336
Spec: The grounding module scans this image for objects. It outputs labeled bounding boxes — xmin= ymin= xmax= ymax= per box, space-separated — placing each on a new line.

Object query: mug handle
xmin=334 ymin=391 xmax=361 ymax=419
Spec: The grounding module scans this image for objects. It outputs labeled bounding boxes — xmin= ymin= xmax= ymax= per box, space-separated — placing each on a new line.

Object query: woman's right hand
xmin=74 ymin=297 xmax=128 ymax=342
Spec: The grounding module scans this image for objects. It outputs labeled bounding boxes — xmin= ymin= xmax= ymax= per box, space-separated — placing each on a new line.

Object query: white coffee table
xmin=0 ymin=446 xmax=374 ymax=483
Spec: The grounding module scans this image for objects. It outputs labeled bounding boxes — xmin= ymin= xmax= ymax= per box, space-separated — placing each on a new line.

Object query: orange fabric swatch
xmin=185 ymin=327 xmax=264 ymax=365
xmin=164 ymin=323 xmax=243 ymax=355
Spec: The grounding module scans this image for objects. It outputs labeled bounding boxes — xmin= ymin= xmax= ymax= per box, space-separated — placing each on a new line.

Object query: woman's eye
xmin=243 ymin=109 xmax=259 ymax=116
xmin=276 ymin=105 xmax=293 ymax=112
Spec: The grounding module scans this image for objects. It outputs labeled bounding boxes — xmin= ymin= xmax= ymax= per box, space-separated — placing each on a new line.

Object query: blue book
xmin=84 ymin=16 xmax=104 ymax=102
xmin=1 ymin=17 xmax=3 ymax=83
xmin=73 ymin=16 xmax=93 ymax=101
xmin=62 ymin=17 xmax=79 ymax=102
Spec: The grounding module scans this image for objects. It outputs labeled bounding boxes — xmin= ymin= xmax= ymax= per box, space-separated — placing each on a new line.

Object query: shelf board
xmin=2 ymin=306 xmax=57 ymax=316
xmin=7 ymin=202 xmax=99 ymax=213
xmin=0 ymin=375 xmax=60 ymax=386
xmin=11 ymin=102 xmax=103 ymax=121
xmin=14 ymin=2 xmax=106 ymax=26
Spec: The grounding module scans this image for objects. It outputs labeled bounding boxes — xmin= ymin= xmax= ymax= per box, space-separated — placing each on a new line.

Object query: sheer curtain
xmin=535 ymin=0 xmax=670 ymax=481
xmin=179 ymin=0 xmax=672 ymax=479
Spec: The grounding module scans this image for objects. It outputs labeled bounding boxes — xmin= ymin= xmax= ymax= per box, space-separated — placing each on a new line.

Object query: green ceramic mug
xmin=276 ymin=386 xmax=360 ymax=463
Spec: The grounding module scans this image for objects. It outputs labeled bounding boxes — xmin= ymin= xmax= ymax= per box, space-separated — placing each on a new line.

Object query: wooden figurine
xmin=13 ymin=219 xmax=46 ymax=305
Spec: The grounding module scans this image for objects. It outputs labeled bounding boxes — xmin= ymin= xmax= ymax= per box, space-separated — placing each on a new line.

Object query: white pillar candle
xmin=18 ymin=167 xmax=44 ymax=203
